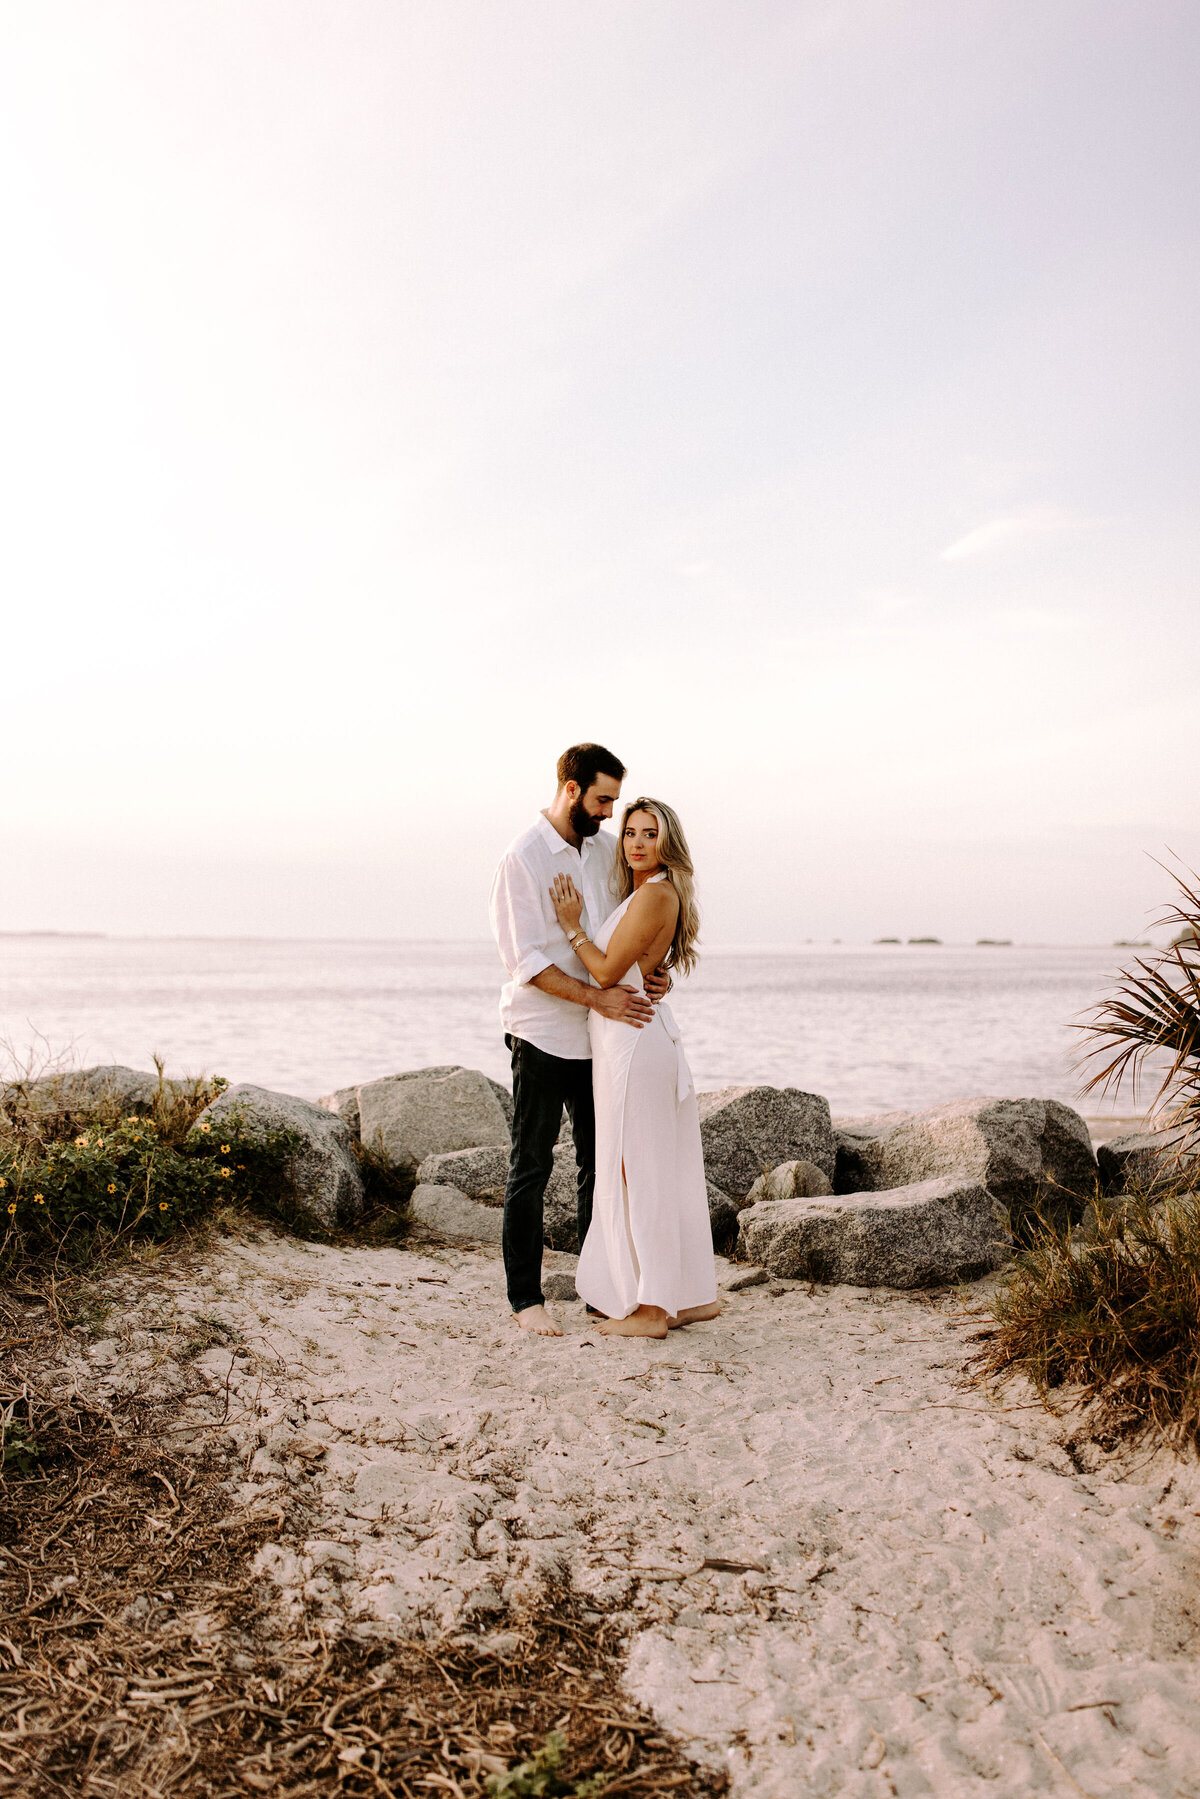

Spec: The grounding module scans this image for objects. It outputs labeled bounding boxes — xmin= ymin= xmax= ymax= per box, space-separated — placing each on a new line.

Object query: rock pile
xmin=20 ymin=1061 xmax=1123 ymax=1290
xmin=832 ymin=1097 xmax=1096 ymax=1221
xmin=323 ymin=1069 xmax=742 ymax=1253
xmin=738 ymin=1096 xmax=1101 ymax=1289
xmin=738 ymin=1174 xmax=1008 ymax=1288
xmin=411 ymin=1140 xmax=574 ymax=1250
xmin=698 ymin=1086 xmax=835 ymax=1197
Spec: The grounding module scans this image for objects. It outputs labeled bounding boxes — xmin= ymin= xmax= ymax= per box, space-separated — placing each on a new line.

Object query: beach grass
xmin=977 ymin=863 xmax=1200 ymax=1449
xmin=973 ymin=1174 xmax=1200 ymax=1453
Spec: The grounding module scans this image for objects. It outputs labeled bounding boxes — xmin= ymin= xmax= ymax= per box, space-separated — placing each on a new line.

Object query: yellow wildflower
xmin=0 ymin=1177 xmax=6 ymax=1188
xmin=219 ymin=1167 xmax=232 ymax=1179
xmin=5 ymin=1204 xmax=14 ymax=1215
xmin=198 ymin=1122 xmax=211 ymax=1134
xmin=34 ymin=1192 xmax=43 ymax=1201
xmin=159 ymin=1202 xmax=169 ymax=1211
xmin=107 ymin=1183 xmax=117 ymax=1194
xmin=220 ymin=1144 xmax=230 ymax=1154
xmin=75 ymin=1135 xmax=89 ymax=1148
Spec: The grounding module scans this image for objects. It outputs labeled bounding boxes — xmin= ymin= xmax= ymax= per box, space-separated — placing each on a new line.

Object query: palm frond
xmin=1075 ymin=858 xmax=1200 ymax=1147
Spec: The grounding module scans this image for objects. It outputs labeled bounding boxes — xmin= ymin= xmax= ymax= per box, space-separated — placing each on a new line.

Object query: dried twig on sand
xmin=0 ymin=1283 xmax=726 ymax=1799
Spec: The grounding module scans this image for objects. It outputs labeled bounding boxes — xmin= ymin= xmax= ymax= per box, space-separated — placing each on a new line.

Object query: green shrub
xmin=0 ymin=1074 xmax=300 ymax=1273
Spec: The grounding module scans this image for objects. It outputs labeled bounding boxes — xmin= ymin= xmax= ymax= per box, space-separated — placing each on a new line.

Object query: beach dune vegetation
xmin=977 ymin=864 xmax=1200 ymax=1449
xmin=975 ymin=1179 xmax=1200 ymax=1452
xmin=0 ymin=1060 xmax=299 ymax=1274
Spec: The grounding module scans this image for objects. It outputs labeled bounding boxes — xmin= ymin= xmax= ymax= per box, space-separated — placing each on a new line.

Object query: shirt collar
xmin=536 ymin=812 xmax=575 ymax=855
xmin=535 ymin=812 xmax=609 ymax=858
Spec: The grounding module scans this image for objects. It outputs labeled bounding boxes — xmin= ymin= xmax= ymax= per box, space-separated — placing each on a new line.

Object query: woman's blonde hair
xmin=612 ymin=797 xmax=701 ymax=976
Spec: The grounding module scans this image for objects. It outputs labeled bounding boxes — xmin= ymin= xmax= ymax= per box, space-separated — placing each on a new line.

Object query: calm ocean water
xmin=0 ymin=936 xmax=1150 ymax=1125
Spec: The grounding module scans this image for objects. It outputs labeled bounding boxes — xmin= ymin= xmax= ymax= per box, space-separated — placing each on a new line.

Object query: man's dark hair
xmin=556 ymin=742 xmax=626 ymax=793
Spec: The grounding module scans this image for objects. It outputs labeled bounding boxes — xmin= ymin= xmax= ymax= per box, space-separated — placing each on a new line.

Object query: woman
xmin=549 ymin=797 xmax=719 ymax=1339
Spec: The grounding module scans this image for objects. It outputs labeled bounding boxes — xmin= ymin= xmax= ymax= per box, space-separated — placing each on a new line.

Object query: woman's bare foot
xmin=667 ymin=1301 xmax=723 ymax=1328
xmin=513 ymin=1304 xmax=563 ymax=1337
xmin=596 ymin=1305 xmax=669 ymax=1338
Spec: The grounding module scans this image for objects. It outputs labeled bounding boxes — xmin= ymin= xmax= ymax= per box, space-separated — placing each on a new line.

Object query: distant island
xmin=872 ymin=937 xmax=1012 ymax=947
xmin=0 ymin=930 xmax=107 ymax=939
xmin=872 ymin=936 xmax=943 ymax=945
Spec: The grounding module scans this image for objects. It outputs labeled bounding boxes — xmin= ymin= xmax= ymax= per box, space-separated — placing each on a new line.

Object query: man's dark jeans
xmin=502 ymin=1033 xmax=595 ymax=1314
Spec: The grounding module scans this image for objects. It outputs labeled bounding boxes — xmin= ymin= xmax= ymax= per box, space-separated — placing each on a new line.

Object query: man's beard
xmin=569 ymin=795 xmax=602 ymax=839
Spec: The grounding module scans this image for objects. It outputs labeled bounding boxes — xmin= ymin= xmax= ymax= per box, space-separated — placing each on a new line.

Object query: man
xmin=489 ymin=743 xmax=669 ymax=1336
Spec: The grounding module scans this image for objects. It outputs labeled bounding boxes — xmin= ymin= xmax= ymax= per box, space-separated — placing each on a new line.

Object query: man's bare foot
xmin=667 ymin=1301 xmax=723 ymax=1328
xmin=596 ymin=1305 xmax=669 ymax=1338
xmin=513 ymin=1304 xmax=562 ymax=1337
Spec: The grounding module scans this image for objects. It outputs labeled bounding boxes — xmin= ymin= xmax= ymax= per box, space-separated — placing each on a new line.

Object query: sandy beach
xmin=68 ymin=1225 xmax=1200 ymax=1799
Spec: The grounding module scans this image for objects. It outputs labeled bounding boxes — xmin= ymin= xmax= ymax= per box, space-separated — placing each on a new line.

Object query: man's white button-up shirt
xmin=489 ymin=813 xmax=619 ymax=1060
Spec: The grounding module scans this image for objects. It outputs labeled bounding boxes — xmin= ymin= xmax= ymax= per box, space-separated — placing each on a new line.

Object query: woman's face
xmin=623 ymin=809 xmax=661 ymax=873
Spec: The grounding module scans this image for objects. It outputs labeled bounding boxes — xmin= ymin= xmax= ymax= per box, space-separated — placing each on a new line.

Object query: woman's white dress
xmin=577 ymin=875 xmax=718 ymax=1320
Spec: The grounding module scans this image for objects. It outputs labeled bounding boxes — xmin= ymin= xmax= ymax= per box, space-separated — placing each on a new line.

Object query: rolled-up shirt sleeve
xmin=489 ymin=851 xmax=555 ymax=987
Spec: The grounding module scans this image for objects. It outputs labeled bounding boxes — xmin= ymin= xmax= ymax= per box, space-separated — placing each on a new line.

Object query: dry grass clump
xmin=973 ymin=1178 xmax=1200 ymax=1453
xmin=0 ymin=1285 xmax=724 ymax=1799
xmin=979 ymin=861 xmax=1200 ymax=1450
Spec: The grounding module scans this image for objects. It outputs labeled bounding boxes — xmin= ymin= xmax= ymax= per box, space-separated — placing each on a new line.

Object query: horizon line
xmin=0 ymin=930 xmax=1167 ymax=951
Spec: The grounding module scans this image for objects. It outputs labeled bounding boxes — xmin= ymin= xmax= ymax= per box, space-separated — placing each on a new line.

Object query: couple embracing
xmin=489 ymin=742 xmax=719 ymax=1340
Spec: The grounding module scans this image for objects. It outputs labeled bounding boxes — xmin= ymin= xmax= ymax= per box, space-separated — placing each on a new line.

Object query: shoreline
xmin=1 ymin=939 xmax=1164 ymax=1122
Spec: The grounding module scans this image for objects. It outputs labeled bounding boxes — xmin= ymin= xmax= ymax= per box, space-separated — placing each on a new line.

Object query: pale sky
xmin=3 ymin=1 xmax=1198 ymax=944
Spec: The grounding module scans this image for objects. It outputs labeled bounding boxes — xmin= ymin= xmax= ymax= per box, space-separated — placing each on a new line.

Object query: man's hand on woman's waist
xmin=643 ymin=964 xmax=672 ymax=1003
xmin=588 ymin=985 xmax=655 ymax=1027
xmin=529 ymin=964 xmax=654 ymax=1028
